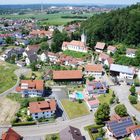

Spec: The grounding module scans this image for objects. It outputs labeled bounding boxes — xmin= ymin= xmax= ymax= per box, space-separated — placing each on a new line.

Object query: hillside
xmin=81 ymin=4 xmax=140 ymax=47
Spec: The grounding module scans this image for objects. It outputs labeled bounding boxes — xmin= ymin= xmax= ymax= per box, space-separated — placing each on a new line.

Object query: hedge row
xmin=12 ymin=121 xmax=36 ymax=126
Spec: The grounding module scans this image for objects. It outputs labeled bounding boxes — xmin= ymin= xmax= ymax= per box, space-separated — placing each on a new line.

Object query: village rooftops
xmin=53 ymin=70 xmax=83 ymax=80
xmin=107 ymin=45 xmax=116 ymax=52
xmin=126 ymin=48 xmax=137 ymax=54
xmin=95 ymin=42 xmax=106 ymax=50
xmin=2 ymin=128 xmax=22 ymax=140
xmin=85 ymin=64 xmax=103 ymax=72
xmin=110 ymin=64 xmax=135 ymax=75
xmin=16 ymin=80 xmax=44 ymax=92
xmin=26 ymin=44 xmax=40 ymax=53
xmin=29 ymin=100 xmax=56 ymax=114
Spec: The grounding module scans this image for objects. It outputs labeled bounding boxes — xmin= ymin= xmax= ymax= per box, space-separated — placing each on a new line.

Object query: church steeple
xmin=81 ymin=31 xmax=87 ymax=44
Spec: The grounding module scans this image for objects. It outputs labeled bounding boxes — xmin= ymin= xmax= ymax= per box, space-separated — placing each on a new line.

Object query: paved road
xmin=13 ymin=113 xmax=94 ymax=138
xmin=0 ymin=68 xmax=31 ymax=97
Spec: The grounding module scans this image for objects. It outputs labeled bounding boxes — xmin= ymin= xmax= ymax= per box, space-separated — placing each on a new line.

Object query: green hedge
xmin=12 ymin=121 xmax=36 ymax=126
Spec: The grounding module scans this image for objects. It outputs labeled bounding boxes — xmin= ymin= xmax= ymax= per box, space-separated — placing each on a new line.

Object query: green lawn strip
xmin=133 ymin=101 xmax=140 ymax=112
xmin=0 ymin=62 xmax=17 ymax=94
xmin=84 ymin=124 xmax=105 ymax=140
xmin=46 ymin=133 xmax=60 ymax=140
xmin=63 ymin=50 xmax=88 ymax=58
xmin=61 ymin=99 xmax=89 ymax=119
xmin=98 ymin=90 xmax=113 ymax=105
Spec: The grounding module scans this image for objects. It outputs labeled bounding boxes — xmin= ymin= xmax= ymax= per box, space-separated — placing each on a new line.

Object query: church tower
xmin=81 ymin=32 xmax=87 ymax=44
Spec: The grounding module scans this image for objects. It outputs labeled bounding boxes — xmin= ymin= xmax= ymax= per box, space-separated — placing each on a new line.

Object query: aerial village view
xmin=0 ymin=0 xmax=140 ymax=140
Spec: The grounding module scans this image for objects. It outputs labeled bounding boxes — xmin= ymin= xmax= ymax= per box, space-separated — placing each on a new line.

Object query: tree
xmin=95 ymin=103 xmax=110 ymax=125
xmin=5 ymin=36 xmax=14 ymax=44
xmin=129 ymin=85 xmax=136 ymax=95
xmin=129 ymin=95 xmax=137 ymax=104
xmin=115 ymin=104 xmax=128 ymax=117
xmin=40 ymin=42 xmax=49 ymax=51
xmin=30 ymin=62 xmax=38 ymax=71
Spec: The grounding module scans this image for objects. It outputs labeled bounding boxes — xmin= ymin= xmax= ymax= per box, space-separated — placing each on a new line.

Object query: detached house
xmin=48 ymin=52 xmax=59 ymax=64
xmin=16 ymin=80 xmax=45 ymax=97
xmin=29 ymin=100 xmax=56 ymax=120
xmin=40 ymin=51 xmax=48 ymax=62
xmin=85 ymin=64 xmax=103 ymax=77
xmin=126 ymin=48 xmax=137 ymax=58
xmin=95 ymin=42 xmax=106 ymax=53
xmin=98 ymin=53 xmax=110 ymax=63
xmin=107 ymin=45 xmax=117 ymax=54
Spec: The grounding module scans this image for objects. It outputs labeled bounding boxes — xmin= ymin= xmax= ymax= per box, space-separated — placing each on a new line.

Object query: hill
xmin=81 ymin=4 xmax=140 ymax=47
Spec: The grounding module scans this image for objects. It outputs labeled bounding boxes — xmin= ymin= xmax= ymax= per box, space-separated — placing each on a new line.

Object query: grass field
xmin=0 ymin=12 xmax=94 ymax=25
xmin=0 ymin=61 xmax=17 ymax=94
xmin=46 ymin=133 xmax=60 ymax=140
xmin=98 ymin=90 xmax=113 ymax=105
xmin=61 ymin=99 xmax=89 ymax=119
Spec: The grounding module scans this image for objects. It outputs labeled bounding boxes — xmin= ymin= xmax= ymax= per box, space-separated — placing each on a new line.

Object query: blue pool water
xmin=76 ymin=92 xmax=84 ymax=100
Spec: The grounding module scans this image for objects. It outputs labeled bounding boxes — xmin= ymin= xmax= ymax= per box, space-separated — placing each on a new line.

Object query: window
xmin=35 ymin=116 xmax=38 ymax=119
xmin=35 ymin=113 xmax=38 ymax=115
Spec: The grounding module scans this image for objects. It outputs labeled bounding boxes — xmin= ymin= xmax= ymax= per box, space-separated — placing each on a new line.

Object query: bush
xmin=129 ymin=95 xmax=137 ymax=104
xmin=110 ymin=98 xmax=114 ymax=104
xmin=12 ymin=121 xmax=36 ymax=126
xmin=115 ymin=104 xmax=128 ymax=117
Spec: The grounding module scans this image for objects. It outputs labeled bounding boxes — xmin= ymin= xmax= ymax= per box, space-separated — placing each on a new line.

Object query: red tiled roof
xmin=2 ymin=128 xmax=22 ymax=140
xmin=110 ymin=114 xmax=121 ymax=121
xmin=27 ymin=45 xmax=40 ymax=52
xmin=106 ymin=57 xmax=114 ymax=65
xmin=85 ymin=64 xmax=103 ymax=72
xmin=95 ymin=42 xmax=105 ymax=50
xmin=107 ymin=45 xmax=116 ymax=51
xmin=53 ymin=70 xmax=83 ymax=80
xmin=30 ymin=30 xmax=53 ymax=37
xmin=16 ymin=80 xmax=44 ymax=92
xmin=29 ymin=100 xmax=56 ymax=114
xmin=99 ymin=53 xmax=110 ymax=60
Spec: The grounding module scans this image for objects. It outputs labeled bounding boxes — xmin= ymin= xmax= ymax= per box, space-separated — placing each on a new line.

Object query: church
xmin=62 ymin=33 xmax=88 ymax=53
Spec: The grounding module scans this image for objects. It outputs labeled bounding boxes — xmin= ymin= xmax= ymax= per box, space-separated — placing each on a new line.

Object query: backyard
xmin=0 ymin=61 xmax=17 ymax=94
xmin=61 ymin=99 xmax=89 ymax=119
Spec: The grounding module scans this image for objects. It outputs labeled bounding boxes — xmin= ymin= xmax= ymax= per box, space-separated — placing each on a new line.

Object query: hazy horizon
xmin=0 ymin=0 xmax=139 ymax=5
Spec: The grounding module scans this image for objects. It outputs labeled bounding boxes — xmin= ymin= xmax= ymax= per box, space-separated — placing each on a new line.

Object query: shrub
xmin=129 ymin=95 xmax=137 ymax=104
xmin=12 ymin=121 xmax=36 ymax=126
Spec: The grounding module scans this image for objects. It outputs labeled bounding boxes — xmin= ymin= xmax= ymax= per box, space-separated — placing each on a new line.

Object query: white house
xmin=40 ymin=52 xmax=48 ymax=62
xmin=126 ymin=48 xmax=136 ymax=58
xmin=28 ymin=100 xmax=56 ymax=120
xmin=104 ymin=57 xmax=114 ymax=67
xmin=48 ymin=52 xmax=59 ymax=64
xmin=85 ymin=64 xmax=103 ymax=77
xmin=95 ymin=42 xmax=106 ymax=53
xmin=62 ymin=33 xmax=88 ymax=53
xmin=107 ymin=45 xmax=117 ymax=54
xmin=110 ymin=64 xmax=135 ymax=80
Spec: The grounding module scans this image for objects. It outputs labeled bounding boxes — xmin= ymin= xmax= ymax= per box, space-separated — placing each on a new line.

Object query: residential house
xmin=40 ymin=51 xmax=48 ymax=62
xmin=110 ymin=64 xmax=135 ymax=80
xmin=86 ymin=80 xmax=108 ymax=94
xmin=53 ymin=70 xmax=83 ymax=84
xmin=130 ymin=126 xmax=140 ymax=140
xmin=59 ymin=126 xmax=83 ymax=140
xmin=62 ymin=33 xmax=87 ymax=53
xmin=126 ymin=48 xmax=137 ymax=58
xmin=104 ymin=57 xmax=114 ymax=67
xmin=95 ymin=42 xmax=106 ymax=53
xmin=1 ymin=128 xmax=23 ymax=140
xmin=107 ymin=45 xmax=117 ymax=54
xmin=16 ymin=80 xmax=45 ymax=97
xmin=85 ymin=95 xmax=99 ymax=111
xmin=106 ymin=116 xmax=134 ymax=139
xmin=48 ymin=52 xmax=59 ymax=64
xmin=98 ymin=53 xmax=110 ymax=63
xmin=28 ymin=100 xmax=56 ymax=120
xmin=25 ymin=44 xmax=40 ymax=53
xmin=85 ymin=64 xmax=103 ymax=77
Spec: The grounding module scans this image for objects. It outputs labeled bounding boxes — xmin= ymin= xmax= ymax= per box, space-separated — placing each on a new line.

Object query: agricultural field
xmin=0 ymin=12 xmax=95 ymax=25
xmin=0 ymin=61 xmax=17 ymax=94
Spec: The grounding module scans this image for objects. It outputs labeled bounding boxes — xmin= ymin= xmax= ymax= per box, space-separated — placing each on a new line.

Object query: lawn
xmin=63 ymin=50 xmax=88 ymax=58
xmin=0 ymin=61 xmax=17 ymax=94
xmin=84 ymin=124 xmax=105 ymax=140
xmin=98 ymin=90 xmax=113 ymax=105
xmin=61 ymin=99 xmax=89 ymax=119
xmin=46 ymin=133 xmax=60 ymax=140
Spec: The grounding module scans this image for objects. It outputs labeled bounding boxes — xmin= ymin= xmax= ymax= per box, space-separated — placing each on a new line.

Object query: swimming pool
xmin=75 ymin=92 xmax=84 ymax=100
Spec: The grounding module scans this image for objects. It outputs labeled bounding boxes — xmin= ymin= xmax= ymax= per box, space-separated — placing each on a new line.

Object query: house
xmin=25 ymin=45 xmax=40 ymax=53
xmin=110 ymin=64 xmax=135 ymax=80
xmin=62 ymin=33 xmax=87 ymax=53
xmin=59 ymin=126 xmax=83 ymax=140
xmin=130 ymin=126 xmax=140 ymax=140
xmin=98 ymin=53 xmax=110 ymax=63
xmin=106 ymin=116 xmax=134 ymax=138
xmin=95 ymin=42 xmax=106 ymax=53
xmin=1 ymin=128 xmax=22 ymax=140
xmin=104 ymin=57 xmax=114 ymax=67
xmin=107 ymin=45 xmax=117 ymax=54
xmin=53 ymin=70 xmax=83 ymax=84
xmin=126 ymin=48 xmax=137 ymax=58
xmin=16 ymin=80 xmax=45 ymax=97
xmin=86 ymin=95 xmax=99 ymax=111
xmin=28 ymin=100 xmax=56 ymax=120
xmin=86 ymin=80 xmax=108 ymax=95
xmin=48 ymin=52 xmax=59 ymax=64
xmin=85 ymin=64 xmax=103 ymax=77
xmin=40 ymin=51 xmax=48 ymax=62
xmin=25 ymin=53 xmax=38 ymax=66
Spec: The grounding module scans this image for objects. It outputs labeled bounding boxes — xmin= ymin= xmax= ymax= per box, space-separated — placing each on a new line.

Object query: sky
xmin=0 ymin=0 xmax=140 ymax=5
